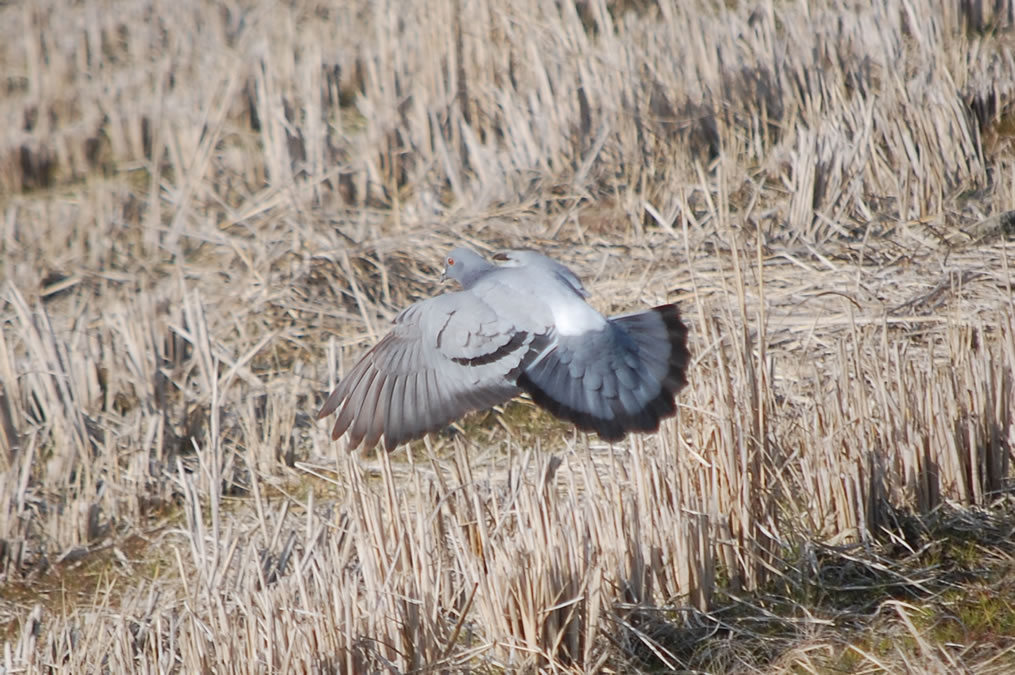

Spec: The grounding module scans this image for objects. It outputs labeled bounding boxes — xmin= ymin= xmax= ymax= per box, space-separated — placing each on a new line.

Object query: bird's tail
xmin=611 ymin=304 xmax=690 ymax=400
xmin=516 ymin=304 xmax=690 ymax=441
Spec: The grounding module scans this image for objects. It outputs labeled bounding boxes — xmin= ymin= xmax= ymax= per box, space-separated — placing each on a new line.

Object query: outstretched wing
xmin=318 ymin=292 xmax=539 ymax=451
xmin=516 ymin=304 xmax=689 ymax=441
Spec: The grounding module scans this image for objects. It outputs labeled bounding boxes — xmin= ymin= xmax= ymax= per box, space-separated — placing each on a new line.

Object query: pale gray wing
xmin=318 ymin=292 xmax=538 ymax=451
xmin=516 ymin=304 xmax=689 ymax=441
xmin=492 ymin=249 xmax=589 ymax=298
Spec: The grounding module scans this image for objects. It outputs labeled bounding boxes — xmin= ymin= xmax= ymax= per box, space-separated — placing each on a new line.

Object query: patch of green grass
xmin=431 ymin=399 xmax=577 ymax=456
xmin=917 ymin=559 xmax=1015 ymax=646
xmin=0 ymin=525 xmax=178 ymax=637
xmin=663 ymin=502 xmax=1015 ymax=673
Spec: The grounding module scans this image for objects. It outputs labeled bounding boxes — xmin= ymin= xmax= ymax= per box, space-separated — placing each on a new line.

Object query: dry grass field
xmin=2 ymin=0 xmax=1015 ymax=672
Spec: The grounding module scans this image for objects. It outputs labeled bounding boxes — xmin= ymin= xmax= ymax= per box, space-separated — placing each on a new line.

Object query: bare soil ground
xmin=1 ymin=0 xmax=1014 ymax=672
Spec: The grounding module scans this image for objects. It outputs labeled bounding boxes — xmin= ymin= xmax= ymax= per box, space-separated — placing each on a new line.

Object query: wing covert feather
xmin=318 ymin=293 xmax=529 ymax=451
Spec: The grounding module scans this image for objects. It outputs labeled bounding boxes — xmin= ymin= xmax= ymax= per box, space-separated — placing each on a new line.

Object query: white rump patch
xmin=552 ymin=298 xmax=607 ymax=336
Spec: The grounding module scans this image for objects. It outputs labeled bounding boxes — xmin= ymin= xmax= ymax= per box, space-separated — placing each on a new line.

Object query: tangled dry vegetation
xmin=2 ymin=0 xmax=1015 ymax=672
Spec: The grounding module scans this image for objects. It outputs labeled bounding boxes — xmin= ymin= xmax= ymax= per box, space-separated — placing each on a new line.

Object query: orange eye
xmin=447 ymin=257 xmax=455 ymax=266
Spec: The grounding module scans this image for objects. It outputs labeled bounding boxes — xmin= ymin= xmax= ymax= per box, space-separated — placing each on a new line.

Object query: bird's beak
xmin=440 ymin=268 xmax=448 ymax=283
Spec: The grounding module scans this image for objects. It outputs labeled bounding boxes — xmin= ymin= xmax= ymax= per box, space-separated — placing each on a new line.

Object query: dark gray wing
xmin=318 ymin=291 xmax=539 ymax=451
xmin=516 ymin=304 xmax=689 ymax=441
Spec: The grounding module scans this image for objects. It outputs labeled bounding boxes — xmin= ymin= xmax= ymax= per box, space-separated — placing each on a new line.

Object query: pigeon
xmin=318 ymin=247 xmax=690 ymax=451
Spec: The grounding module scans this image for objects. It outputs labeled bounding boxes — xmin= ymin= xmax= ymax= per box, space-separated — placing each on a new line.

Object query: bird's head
xmin=440 ymin=247 xmax=492 ymax=287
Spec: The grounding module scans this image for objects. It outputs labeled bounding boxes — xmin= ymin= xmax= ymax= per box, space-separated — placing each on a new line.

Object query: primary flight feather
xmin=318 ymin=248 xmax=690 ymax=451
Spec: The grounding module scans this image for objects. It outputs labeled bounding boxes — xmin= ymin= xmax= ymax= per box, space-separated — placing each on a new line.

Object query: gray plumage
xmin=318 ymin=247 xmax=690 ymax=451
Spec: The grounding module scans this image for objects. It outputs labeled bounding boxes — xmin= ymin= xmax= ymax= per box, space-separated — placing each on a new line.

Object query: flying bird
xmin=318 ymin=248 xmax=690 ymax=451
